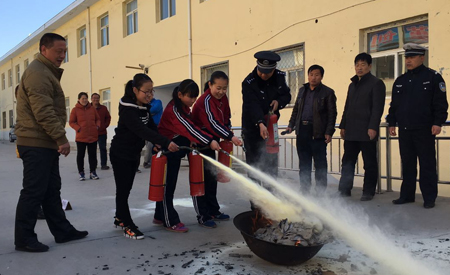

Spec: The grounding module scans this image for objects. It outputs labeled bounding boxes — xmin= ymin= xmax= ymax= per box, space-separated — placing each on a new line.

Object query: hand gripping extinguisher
xmin=188 ymin=150 xmax=205 ymax=196
xmin=265 ymin=110 xmax=279 ymax=154
xmin=217 ymin=140 xmax=233 ymax=183
xmin=148 ymin=151 xmax=167 ymax=201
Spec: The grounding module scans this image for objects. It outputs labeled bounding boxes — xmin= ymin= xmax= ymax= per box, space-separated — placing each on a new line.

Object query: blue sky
xmin=0 ymin=0 xmax=75 ymax=57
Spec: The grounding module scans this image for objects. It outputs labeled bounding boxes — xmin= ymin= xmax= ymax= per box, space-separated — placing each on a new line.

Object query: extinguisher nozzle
xmin=219 ymin=149 xmax=231 ymax=157
xmin=241 ymin=145 xmax=246 ymax=152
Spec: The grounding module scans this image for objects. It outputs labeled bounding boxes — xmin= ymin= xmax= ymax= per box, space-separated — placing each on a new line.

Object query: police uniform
xmin=387 ymin=43 xmax=448 ymax=208
xmin=241 ymin=51 xmax=291 ymax=178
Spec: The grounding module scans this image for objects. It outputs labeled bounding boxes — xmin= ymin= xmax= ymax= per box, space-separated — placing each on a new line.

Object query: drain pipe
xmin=87 ymin=6 xmax=93 ymax=95
xmin=187 ymin=0 xmax=193 ymax=78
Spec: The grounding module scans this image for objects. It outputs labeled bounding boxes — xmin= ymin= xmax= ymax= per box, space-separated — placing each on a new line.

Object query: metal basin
xmin=233 ymin=211 xmax=324 ymax=265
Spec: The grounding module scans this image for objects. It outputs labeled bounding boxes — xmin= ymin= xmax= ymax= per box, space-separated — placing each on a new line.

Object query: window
xmin=367 ymin=19 xmax=428 ymax=96
xmin=24 ymin=59 xmax=29 ymax=69
xmin=9 ymin=110 xmax=13 ymax=127
xmin=101 ymin=89 xmax=111 ymax=112
xmin=1 ymin=73 xmax=5 ymax=90
xmin=100 ymin=14 xmax=109 ymax=47
xmin=2 ymin=112 xmax=6 ymax=129
xmin=79 ymin=27 xmax=87 ymax=56
xmin=160 ymin=0 xmax=176 ymax=20
xmin=274 ymin=45 xmax=305 ymax=105
xmin=126 ymin=0 xmax=138 ymax=35
xmin=201 ymin=62 xmax=229 ymax=97
xmin=65 ymin=97 xmax=70 ymax=122
xmin=8 ymin=69 xmax=12 ymax=87
xmin=64 ymin=36 xmax=69 ymax=63
xmin=15 ymin=65 xmax=20 ymax=84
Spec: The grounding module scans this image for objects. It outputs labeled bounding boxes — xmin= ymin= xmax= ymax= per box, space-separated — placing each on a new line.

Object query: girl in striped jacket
xmin=155 ymin=79 xmax=220 ymax=233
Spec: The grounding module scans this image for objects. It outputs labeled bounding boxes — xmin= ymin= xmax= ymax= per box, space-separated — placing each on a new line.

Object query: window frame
xmin=1 ymin=73 xmax=5 ymax=90
xmin=160 ymin=0 xmax=176 ymax=21
xmin=99 ymin=13 xmax=110 ymax=47
xmin=2 ymin=111 xmax=6 ymax=129
xmin=15 ymin=64 xmax=20 ymax=84
xmin=64 ymin=36 xmax=69 ymax=63
xmin=101 ymin=88 xmax=111 ymax=112
xmin=200 ymin=61 xmax=230 ymax=98
xmin=78 ymin=26 xmax=87 ymax=56
xmin=8 ymin=69 xmax=12 ymax=87
xmin=125 ymin=0 xmax=138 ymax=36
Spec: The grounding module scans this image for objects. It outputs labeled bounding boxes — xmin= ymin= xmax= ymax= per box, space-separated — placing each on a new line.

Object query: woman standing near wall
xmin=69 ymin=92 xmax=101 ymax=181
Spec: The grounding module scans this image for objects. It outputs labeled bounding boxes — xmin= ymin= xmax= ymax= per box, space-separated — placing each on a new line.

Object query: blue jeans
xmin=98 ymin=134 xmax=108 ymax=167
xmin=15 ymin=146 xmax=74 ymax=246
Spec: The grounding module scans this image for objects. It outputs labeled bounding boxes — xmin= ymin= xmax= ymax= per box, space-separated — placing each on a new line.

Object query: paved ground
xmin=0 ymin=141 xmax=449 ymax=275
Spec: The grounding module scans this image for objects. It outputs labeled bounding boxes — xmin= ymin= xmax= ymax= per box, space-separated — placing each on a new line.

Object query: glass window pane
xmin=371 ymin=55 xmax=395 ymax=96
xmin=161 ymin=0 xmax=168 ymax=19
xmin=127 ymin=14 xmax=133 ymax=35
xmin=127 ymin=0 xmax=137 ymax=13
xmin=368 ymin=27 xmax=399 ymax=53
xmin=101 ymin=15 xmax=108 ymax=27
xmin=134 ymin=12 xmax=138 ymax=32
xmin=171 ymin=0 xmax=176 ymax=16
xmin=101 ymin=29 xmax=107 ymax=46
xmin=403 ymin=21 xmax=428 ymax=44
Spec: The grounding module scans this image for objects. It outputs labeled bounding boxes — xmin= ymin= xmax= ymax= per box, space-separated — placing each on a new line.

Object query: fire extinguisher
xmin=148 ymin=152 xmax=167 ymax=202
xmin=188 ymin=151 xmax=205 ymax=196
xmin=217 ymin=140 xmax=233 ymax=183
xmin=265 ymin=111 xmax=279 ymax=154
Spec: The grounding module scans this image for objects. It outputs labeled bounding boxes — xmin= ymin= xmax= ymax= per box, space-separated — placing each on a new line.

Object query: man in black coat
xmin=241 ymin=51 xmax=291 ymax=179
xmin=338 ymin=53 xmax=386 ymax=201
xmin=388 ymin=43 xmax=448 ymax=209
xmin=286 ymin=64 xmax=337 ymax=193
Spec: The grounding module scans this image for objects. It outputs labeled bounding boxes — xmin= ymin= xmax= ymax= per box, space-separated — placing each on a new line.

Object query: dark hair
xmin=15 ymin=85 xmax=19 ymax=99
xmin=91 ymin=93 xmax=100 ymax=99
xmin=39 ymin=33 xmax=65 ymax=53
xmin=354 ymin=52 xmax=372 ymax=65
xmin=172 ymin=79 xmax=199 ymax=115
xmin=307 ymin=65 xmax=324 ymax=77
xmin=124 ymin=73 xmax=153 ymax=102
xmin=78 ymin=92 xmax=88 ymax=99
xmin=204 ymin=71 xmax=229 ymax=92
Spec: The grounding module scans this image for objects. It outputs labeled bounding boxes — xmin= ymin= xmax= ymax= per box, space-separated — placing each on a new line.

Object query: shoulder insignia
xmin=246 ymin=77 xmax=255 ymax=84
xmin=439 ymin=82 xmax=446 ymax=92
xmin=277 ymin=71 xmax=286 ymax=75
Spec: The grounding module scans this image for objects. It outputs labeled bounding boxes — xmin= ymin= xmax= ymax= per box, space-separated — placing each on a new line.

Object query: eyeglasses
xmin=139 ymin=89 xmax=155 ymax=96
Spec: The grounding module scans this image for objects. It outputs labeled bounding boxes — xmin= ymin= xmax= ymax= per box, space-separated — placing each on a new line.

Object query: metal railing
xmin=232 ymin=122 xmax=450 ymax=193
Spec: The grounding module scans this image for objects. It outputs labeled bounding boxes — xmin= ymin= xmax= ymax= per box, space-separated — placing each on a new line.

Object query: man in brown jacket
xmin=15 ymin=33 xmax=88 ymax=252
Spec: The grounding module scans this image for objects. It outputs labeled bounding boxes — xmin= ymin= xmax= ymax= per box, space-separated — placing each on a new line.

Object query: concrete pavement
xmin=0 ymin=141 xmax=449 ymax=275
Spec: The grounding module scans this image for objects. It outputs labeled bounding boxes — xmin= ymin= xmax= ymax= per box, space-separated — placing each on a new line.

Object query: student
xmin=191 ymin=71 xmax=242 ymax=228
xmin=155 ymin=79 xmax=220 ymax=233
xmin=110 ymin=73 xmax=178 ymax=240
xmin=69 ymin=92 xmax=101 ymax=181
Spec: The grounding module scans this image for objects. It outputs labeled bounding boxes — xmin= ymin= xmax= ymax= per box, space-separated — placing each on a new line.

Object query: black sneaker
xmin=114 ymin=217 xmax=125 ymax=229
xmin=101 ymin=166 xmax=110 ymax=170
xmin=124 ymin=226 xmax=144 ymax=240
xmin=15 ymin=241 xmax=49 ymax=253
xmin=55 ymin=229 xmax=88 ymax=243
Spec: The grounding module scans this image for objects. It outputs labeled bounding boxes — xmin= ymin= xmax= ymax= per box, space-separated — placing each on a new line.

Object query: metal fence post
xmin=386 ymin=125 xmax=393 ymax=192
xmin=377 ymin=134 xmax=382 ymax=194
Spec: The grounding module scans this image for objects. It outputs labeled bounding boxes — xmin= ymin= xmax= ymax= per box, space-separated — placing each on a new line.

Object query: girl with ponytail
xmin=110 ymin=73 xmax=178 ymax=240
xmin=155 ymin=79 xmax=220 ymax=233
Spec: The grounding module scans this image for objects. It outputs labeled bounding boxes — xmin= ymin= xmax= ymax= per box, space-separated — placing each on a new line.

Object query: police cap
xmin=254 ymin=51 xmax=281 ymax=74
xmin=403 ymin=43 xmax=427 ymax=57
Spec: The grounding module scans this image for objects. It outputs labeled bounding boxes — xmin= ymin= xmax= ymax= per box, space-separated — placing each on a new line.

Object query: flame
xmin=295 ymin=240 xmax=301 ymax=246
xmin=251 ymin=210 xmax=273 ymax=233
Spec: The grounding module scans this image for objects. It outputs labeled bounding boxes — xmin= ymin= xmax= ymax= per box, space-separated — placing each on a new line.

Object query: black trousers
xmin=192 ymin=148 xmax=221 ymax=223
xmin=296 ymin=125 xmax=328 ymax=192
xmin=76 ymin=141 xmax=98 ymax=173
xmin=154 ymin=137 xmax=190 ymax=227
xmin=338 ymin=140 xmax=378 ymax=196
xmin=398 ymin=129 xmax=437 ymax=203
xmin=111 ymin=155 xmax=139 ymax=228
xmin=15 ymin=146 xmax=75 ymax=247
xmin=97 ymin=134 xmax=108 ymax=167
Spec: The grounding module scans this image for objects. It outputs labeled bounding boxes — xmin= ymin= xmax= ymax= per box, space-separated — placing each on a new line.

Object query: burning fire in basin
xmin=234 ymin=210 xmax=333 ymax=265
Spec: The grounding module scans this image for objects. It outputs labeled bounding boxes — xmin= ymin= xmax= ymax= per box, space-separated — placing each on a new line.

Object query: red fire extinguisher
xmin=188 ymin=151 xmax=205 ymax=196
xmin=265 ymin=111 xmax=279 ymax=154
xmin=217 ymin=140 xmax=233 ymax=183
xmin=148 ymin=152 xmax=167 ymax=202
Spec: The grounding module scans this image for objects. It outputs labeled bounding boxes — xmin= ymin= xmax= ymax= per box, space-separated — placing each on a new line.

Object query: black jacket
xmin=339 ymin=72 xmax=386 ymax=141
xmin=110 ymin=97 xmax=171 ymax=161
xmin=288 ymin=83 xmax=337 ymax=139
xmin=241 ymin=68 xmax=291 ymax=138
xmin=387 ymin=64 xmax=448 ymax=130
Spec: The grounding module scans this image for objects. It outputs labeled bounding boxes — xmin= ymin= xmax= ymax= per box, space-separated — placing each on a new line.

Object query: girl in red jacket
xmin=155 ymin=79 xmax=220 ymax=233
xmin=69 ymin=92 xmax=101 ymax=181
xmin=191 ymin=71 xmax=242 ymax=228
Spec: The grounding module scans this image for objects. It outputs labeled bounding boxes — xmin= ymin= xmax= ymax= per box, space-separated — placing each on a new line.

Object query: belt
xmin=301 ymin=121 xmax=313 ymax=125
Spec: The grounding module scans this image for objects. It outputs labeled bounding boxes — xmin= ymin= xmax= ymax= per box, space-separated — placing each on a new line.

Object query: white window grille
xmin=275 ymin=45 xmax=305 ymax=106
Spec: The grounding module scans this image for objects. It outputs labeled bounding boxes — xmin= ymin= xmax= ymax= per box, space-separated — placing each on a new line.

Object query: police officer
xmin=241 ymin=51 xmax=291 ymax=179
xmin=388 ymin=43 xmax=448 ymax=209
